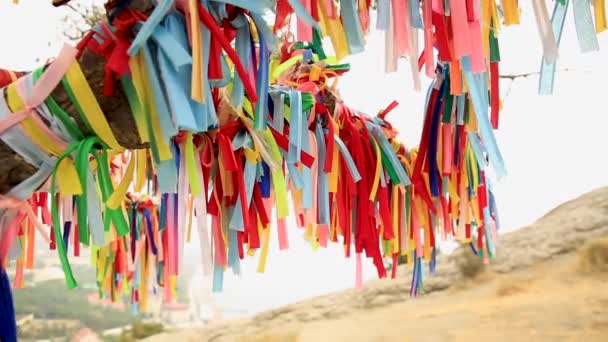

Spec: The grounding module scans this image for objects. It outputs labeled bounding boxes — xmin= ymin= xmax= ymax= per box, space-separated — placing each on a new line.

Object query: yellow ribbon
xmin=318 ymin=0 xmax=349 ymax=60
xmin=134 ymin=149 xmax=147 ymax=192
xmin=595 ymin=0 xmax=607 ymax=33
xmin=501 ymin=0 xmax=520 ymax=25
xmin=5 ymin=84 xmax=82 ymax=195
xmin=189 ymin=0 xmax=205 ymax=103
xmin=64 ymin=61 xmax=124 ymax=151
xmin=257 ymin=223 xmax=270 ymax=273
xmin=369 ymin=139 xmax=382 ymax=201
xmin=106 ymin=153 xmax=136 ymax=209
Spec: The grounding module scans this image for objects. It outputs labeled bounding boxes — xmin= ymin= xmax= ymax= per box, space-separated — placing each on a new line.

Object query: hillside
xmin=145 ymin=187 xmax=608 ymax=341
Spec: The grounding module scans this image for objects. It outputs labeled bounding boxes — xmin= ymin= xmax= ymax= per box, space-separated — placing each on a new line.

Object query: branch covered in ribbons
xmin=0 ymin=0 xmax=603 ymax=315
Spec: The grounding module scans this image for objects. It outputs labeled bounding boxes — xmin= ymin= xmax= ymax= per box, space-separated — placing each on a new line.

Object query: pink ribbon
xmin=0 ymin=44 xmax=77 ymax=137
xmin=355 ymin=252 xmax=363 ymax=289
xmin=0 ymin=195 xmax=51 ymax=264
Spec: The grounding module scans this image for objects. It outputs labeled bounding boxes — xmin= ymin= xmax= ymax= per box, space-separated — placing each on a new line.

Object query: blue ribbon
xmin=409 ymin=0 xmax=424 ymax=29
xmin=143 ymin=208 xmax=158 ymax=255
xmin=0 ymin=269 xmax=17 ymax=342
xmin=128 ymin=0 xmax=175 ymax=56
xmin=376 ymin=0 xmax=391 ymax=31
xmin=142 ymin=42 xmax=178 ymax=142
xmin=260 ymin=162 xmax=271 ymax=197
xmin=461 ymin=57 xmax=506 ymax=179
xmin=539 ymin=0 xmax=569 ymax=95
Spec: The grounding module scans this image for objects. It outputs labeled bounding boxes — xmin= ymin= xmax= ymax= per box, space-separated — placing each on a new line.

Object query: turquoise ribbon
xmin=467 ymin=132 xmax=489 ymax=169
xmin=573 ymin=0 xmax=599 ymax=52
xmin=287 ymin=90 xmax=302 ymax=163
xmin=461 ymin=57 xmax=506 ymax=179
xmin=286 ymin=162 xmax=304 ymax=190
xmin=270 ymin=91 xmax=285 ymax=132
xmin=539 ymin=0 xmax=569 ymax=95
xmin=315 ymin=123 xmax=330 ymax=225
xmin=254 ymin=34 xmax=270 ymax=131
xmin=157 ymin=158 xmax=178 ymax=194
xmin=231 ymin=14 xmax=251 ymax=108
xmin=300 ymin=123 xmax=313 ymax=210
xmin=340 ymin=0 xmax=365 ymax=54
xmin=213 ymin=263 xmax=223 ymax=292
xmin=456 ymin=95 xmax=466 ymax=125
xmin=368 ymin=120 xmax=412 ymax=186
xmin=228 ymin=132 xmax=255 ymax=232
xmin=227 ymin=229 xmax=241 ymax=274
xmin=334 ymin=136 xmax=362 ymax=183
xmin=242 ymin=152 xmax=258 ymax=206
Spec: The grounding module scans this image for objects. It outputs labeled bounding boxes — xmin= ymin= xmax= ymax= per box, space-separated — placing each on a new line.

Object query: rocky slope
xmin=146 ymin=187 xmax=608 ymax=341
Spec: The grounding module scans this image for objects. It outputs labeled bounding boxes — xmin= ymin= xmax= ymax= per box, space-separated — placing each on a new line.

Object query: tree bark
xmin=0 ymin=0 xmax=155 ymax=194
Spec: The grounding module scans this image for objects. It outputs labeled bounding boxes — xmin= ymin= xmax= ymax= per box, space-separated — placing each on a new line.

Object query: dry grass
xmin=495 ymin=282 xmax=526 ymax=297
xmin=578 ymin=238 xmax=608 ymax=273
xmin=237 ymin=330 xmax=299 ymax=342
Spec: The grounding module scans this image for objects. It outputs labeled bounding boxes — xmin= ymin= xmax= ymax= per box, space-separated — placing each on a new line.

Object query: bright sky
xmin=1 ymin=1 xmax=607 ymax=317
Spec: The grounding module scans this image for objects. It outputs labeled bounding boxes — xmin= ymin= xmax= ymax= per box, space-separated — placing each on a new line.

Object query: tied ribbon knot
xmin=0 ymin=44 xmax=77 ymax=137
xmin=83 ymin=10 xmax=148 ymax=97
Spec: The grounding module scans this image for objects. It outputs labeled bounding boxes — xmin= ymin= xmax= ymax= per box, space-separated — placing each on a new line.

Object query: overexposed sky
xmin=1 ymin=0 xmax=607 ymax=317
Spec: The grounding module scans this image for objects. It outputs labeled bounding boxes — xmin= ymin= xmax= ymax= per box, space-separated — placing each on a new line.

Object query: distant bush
xmin=578 ymin=238 xmax=608 ymax=273
xmin=13 ymin=279 xmax=133 ymax=332
xmin=118 ymin=320 xmax=164 ymax=341
xmin=18 ymin=321 xmax=81 ymax=340
xmin=457 ymin=250 xmax=484 ymax=279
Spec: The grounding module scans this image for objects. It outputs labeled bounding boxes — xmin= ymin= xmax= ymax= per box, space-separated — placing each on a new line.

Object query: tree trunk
xmin=0 ymin=0 xmax=156 ymax=194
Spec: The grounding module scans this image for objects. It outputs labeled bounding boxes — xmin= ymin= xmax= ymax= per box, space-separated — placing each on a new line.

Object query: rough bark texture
xmin=0 ymin=0 xmax=155 ymax=194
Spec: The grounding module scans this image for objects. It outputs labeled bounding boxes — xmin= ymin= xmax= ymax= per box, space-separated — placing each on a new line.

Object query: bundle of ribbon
xmin=0 ymin=1 xmax=604 ymax=325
